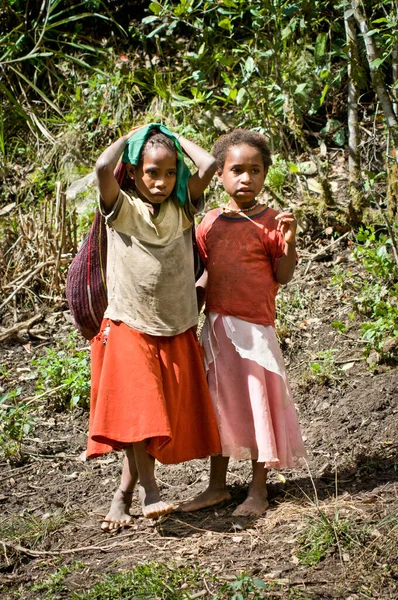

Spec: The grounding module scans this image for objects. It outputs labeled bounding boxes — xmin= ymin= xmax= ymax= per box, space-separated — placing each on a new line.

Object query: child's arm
xmin=177 ymin=135 xmax=217 ymax=204
xmin=275 ymin=212 xmax=297 ymax=284
xmin=95 ymin=127 xmax=141 ymax=212
xmin=195 ymin=269 xmax=208 ymax=313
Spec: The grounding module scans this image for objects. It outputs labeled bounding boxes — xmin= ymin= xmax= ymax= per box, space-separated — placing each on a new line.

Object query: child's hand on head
xmin=275 ymin=211 xmax=297 ymax=245
xmin=124 ymin=125 xmax=145 ymax=140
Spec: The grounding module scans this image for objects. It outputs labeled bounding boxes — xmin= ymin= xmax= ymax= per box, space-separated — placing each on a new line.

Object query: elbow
xmin=201 ymin=155 xmax=217 ymax=177
xmin=95 ymin=157 xmax=113 ymax=178
xmin=276 ymin=273 xmax=294 ymax=285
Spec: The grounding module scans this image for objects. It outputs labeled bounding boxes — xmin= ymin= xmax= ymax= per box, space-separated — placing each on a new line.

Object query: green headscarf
xmin=122 ymin=124 xmax=191 ymax=206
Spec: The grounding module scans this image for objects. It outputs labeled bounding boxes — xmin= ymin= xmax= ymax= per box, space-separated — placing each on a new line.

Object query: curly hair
xmin=212 ymin=129 xmax=272 ymax=170
xmin=138 ymin=131 xmax=176 ymax=166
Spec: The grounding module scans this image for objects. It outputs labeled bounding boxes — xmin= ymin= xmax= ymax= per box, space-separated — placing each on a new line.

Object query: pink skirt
xmin=203 ymin=314 xmax=306 ymax=468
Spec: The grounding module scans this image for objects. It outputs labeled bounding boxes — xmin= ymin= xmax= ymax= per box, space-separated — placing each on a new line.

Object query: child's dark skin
xmin=181 ymin=141 xmax=297 ymax=517
xmin=96 ymin=128 xmax=217 ymax=529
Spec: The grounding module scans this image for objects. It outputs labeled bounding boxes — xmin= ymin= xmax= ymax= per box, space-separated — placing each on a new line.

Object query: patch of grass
xmin=276 ymin=284 xmax=311 ymax=345
xmin=0 ymin=511 xmax=74 ymax=550
xmin=299 ymin=348 xmax=343 ymax=388
xmin=296 ymin=510 xmax=365 ymax=567
xmin=0 ymin=386 xmax=37 ymax=460
xmin=32 ymin=331 xmax=90 ymax=411
xmin=214 ymin=573 xmax=269 ymax=599
xmin=308 ymin=348 xmax=342 ymax=385
xmin=30 ymin=561 xmax=86 ymax=598
xmin=71 ymin=562 xmax=205 ymax=600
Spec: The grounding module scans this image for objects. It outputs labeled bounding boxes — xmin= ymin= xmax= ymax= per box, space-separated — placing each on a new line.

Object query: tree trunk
xmin=389 ymin=42 xmax=398 ymax=216
xmin=351 ymin=0 xmax=398 ymax=148
xmin=344 ymin=11 xmax=364 ymax=221
xmin=393 ymin=43 xmax=398 ymax=117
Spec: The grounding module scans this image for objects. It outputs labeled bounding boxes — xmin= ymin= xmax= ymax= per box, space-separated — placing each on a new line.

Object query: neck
xmin=226 ymin=200 xmax=258 ymax=214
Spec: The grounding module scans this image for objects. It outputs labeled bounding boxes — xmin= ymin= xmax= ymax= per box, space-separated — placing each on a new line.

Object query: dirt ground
xmin=1 ymin=242 xmax=397 ymax=599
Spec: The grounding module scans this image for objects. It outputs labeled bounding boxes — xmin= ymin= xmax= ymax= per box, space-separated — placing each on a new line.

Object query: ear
xmin=126 ymin=164 xmax=135 ymax=179
xmin=217 ymin=168 xmax=223 ymax=181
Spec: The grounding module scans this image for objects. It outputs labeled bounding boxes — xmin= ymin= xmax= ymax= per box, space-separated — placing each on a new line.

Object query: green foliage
xmin=354 ymin=226 xmax=398 ymax=282
xmin=214 ymin=573 xmax=268 ymax=599
xmin=0 ymin=0 xmax=125 ymax=146
xmin=331 ymin=226 xmax=398 ymax=360
xmin=31 ymin=562 xmax=85 ymax=598
xmin=71 ymin=563 xmax=204 ymax=600
xmin=0 ymin=387 xmax=36 ymax=459
xmin=308 ymin=349 xmax=342 ymax=385
xmin=297 ymin=512 xmax=353 ymax=566
xmin=32 ymin=331 xmax=90 ymax=411
xmin=0 ymin=511 xmax=73 ymax=548
xmin=266 ymin=156 xmax=289 ymax=193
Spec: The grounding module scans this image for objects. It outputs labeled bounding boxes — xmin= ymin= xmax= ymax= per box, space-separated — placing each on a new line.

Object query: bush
xmin=32 ymin=331 xmax=90 ymax=411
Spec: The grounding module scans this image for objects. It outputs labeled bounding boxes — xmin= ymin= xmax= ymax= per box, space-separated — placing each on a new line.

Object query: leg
xmin=134 ymin=441 xmax=173 ymax=519
xmin=232 ymin=460 xmax=269 ymax=517
xmin=101 ymin=445 xmax=138 ymax=531
xmin=179 ymin=455 xmax=231 ymax=512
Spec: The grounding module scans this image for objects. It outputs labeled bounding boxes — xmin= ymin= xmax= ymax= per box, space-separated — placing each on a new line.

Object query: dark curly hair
xmin=212 ymin=129 xmax=272 ymax=170
xmin=138 ymin=131 xmax=176 ymax=166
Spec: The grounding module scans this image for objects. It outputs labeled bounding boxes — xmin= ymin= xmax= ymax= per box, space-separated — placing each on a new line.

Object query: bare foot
xmin=232 ymin=494 xmax=269 ymax=517
xmin=101 ymin=488 xmax=134 ymax=531
xmin=179 ymin=487 xmax=232 ymax=513
xmin=138 ymin=486 xmax=173 ymax=519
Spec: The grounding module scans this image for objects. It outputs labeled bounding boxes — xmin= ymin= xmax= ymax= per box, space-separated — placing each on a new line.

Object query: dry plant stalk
xmin=0 ymin=183 xmax=77 ymax=323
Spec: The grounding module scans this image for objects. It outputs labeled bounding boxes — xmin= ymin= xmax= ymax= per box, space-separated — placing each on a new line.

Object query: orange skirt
xmin=87 ymin=319 xmax=221 ymax=463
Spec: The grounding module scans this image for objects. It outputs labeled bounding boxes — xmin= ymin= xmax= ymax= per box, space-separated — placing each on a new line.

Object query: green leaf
xmin=149 ymin=2 xmax=162 ymax=14
xmin=282 ymin=5 xmax=299 ymax=17
xmin=319 ymin=84 xmax=329 ymax=106
xmin=218 ymin=18 xmax=232 ymax=31
xmin=288 ymin=162 xmax=298 ymax=173
xmin=147 ymin=23 xmax=168 ymax=38
xmin=315 ymin=32 xmax=328 ymax=61
xmin=236 ymin=88 xmax=246 ymax=104
xmin=370 ymin=58 xmax=384 ymax=69
xmin=333 ymin=128 xmax=345 ymax=147
xmin=294 ymin=83 xmax=307 ymax=96
xmin=244 ymin=56 xmax=255 ymax=75
xmin=142 ymin=15 xmax=159 ymax=24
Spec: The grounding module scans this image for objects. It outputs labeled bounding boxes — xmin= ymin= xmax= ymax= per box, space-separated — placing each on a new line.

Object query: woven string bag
xmin=65 ymin=164 xmax=126 ymax=340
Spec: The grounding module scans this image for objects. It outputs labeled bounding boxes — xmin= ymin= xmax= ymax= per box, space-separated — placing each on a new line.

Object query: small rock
xmin=343 ymin=552 xmax=350 ymax=562
xmin=367 ymin=351 xmax=380 ymax=365
xmin=382 ymin=337 xmax=398 ymax=354
xmin=316 ymin=401 xmax=330 ymax=412
xmin=297 ymin=161 xmax=317 ymax=176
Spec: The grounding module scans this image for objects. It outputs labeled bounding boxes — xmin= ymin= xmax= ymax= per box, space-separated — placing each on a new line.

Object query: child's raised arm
xmin=275 ymin=211 xmax=297 ymax=284
xmin=177 ymin=135 xmax=217 ymax=203
xmin=95 ymin=128 xmax=141 ymax=212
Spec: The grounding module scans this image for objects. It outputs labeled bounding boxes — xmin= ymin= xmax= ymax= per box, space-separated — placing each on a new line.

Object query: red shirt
xmin=196 ymin=206 xmax=286 ymax=327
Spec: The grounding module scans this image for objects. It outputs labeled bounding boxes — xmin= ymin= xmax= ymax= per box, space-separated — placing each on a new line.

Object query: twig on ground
xmin=0 ymin=533 xmax=139 ymax=558
xmin=0 ymin=313 xmax=43 ymax=342
xmin=304 ymin=231 xmax=351 ymax=276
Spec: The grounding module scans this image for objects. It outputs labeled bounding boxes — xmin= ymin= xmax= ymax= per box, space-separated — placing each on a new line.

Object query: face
xmin=219 ymin=143 xmax=267 ymax=208
xmin=129 ymin=145 xmax=177 ymax=204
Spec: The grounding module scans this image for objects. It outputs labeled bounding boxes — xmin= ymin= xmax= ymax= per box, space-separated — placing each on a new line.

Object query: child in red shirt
xmin=181 ymin=129 xmax=306 ymax=517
